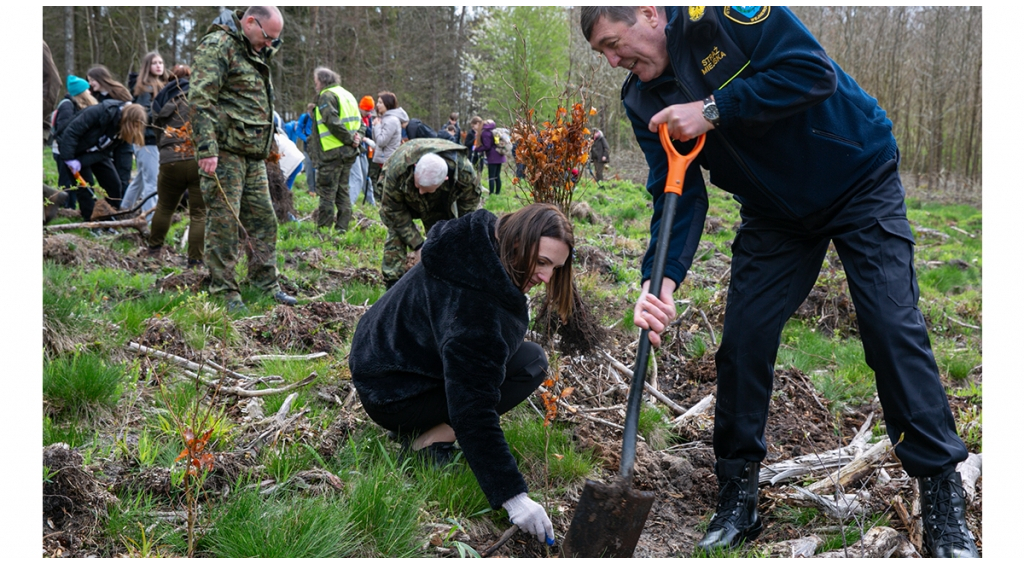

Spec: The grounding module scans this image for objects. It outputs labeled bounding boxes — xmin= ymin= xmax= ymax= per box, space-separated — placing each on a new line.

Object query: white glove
xmin=502 ymin=492 xmax=554 ymax=545
xmin=363 ymin=137 xmax=376 ymax=148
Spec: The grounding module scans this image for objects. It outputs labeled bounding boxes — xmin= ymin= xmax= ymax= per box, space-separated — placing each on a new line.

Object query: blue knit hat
xmin=66 ymin=75 xmax=89 ymax=97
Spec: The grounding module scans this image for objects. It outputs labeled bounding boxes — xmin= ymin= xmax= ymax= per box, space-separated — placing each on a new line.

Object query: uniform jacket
xmin=349 ymin=208 xmax=529 ymax=509
xmin=372 ymin=107 xmax=409 ymax=165
xmin=624 ymin=6 xmax=898 ymax=285
xmin=189 ymin=9 xmax=275 ymax=161
xmin=474 ymin=121 xmax=506 ymax=164
xmin=152 ymin=78 xmax=193 ymax=165
xmin=378 ymin=138 xmax=482 ymax=251
xmin=57 ymin=99 xmax=127 ymax=165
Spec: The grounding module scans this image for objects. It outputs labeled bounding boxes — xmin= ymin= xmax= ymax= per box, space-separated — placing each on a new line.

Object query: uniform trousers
xmin=713 ymin=157 xmax=968 ymax=477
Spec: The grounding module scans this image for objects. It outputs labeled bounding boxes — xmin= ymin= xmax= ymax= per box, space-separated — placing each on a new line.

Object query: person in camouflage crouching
xmin=312 ymin=66 xmax=365 ymax=232
xmin=189 ymin=6 xmax=297 ymax=313
xmin=378 ymin=138 xmax=482 ymax=288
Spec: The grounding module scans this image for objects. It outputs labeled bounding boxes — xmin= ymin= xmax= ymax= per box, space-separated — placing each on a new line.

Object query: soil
xmin=41 ymin=213 xmax=983 ymax=558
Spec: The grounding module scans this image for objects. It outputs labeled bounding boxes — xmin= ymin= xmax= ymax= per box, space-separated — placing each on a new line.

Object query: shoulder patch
xmin=723 ymin=6 xmax=770 ymax=25
xmin=688 ymin=7 xmax=706 ymax=22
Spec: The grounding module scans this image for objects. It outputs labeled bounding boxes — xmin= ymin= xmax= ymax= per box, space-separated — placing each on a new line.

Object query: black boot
xmin=694 ymin=459 xmax=763 ymax=554
xmin=919 ymin=468 xmax=979 ymax=558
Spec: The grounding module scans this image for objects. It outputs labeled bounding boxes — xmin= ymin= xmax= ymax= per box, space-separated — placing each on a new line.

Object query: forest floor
xmin=41 ymin=167 xmax=983 ymax=558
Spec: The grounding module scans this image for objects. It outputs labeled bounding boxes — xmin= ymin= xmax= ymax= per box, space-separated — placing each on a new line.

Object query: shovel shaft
xmin=619 ymin=190 xmax=679 ymax=477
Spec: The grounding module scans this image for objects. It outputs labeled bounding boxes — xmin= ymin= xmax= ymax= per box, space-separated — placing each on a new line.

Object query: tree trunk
xmin=63 ymin=6 xmax=75 ymax=76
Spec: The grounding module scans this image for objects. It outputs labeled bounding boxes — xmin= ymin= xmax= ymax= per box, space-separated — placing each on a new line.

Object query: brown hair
xmin=119 ymin=103 xmax=147 ymax=146
xmin=170 ymin=64 xmax=191 ymax=79
xmin=496 ymin=203 xmax=576 ymax=321
xmin=72 ymin=90 xmax=98 ymax=110
xmin=134 ymin=51 xmax=168 ymax=97
xmin=86 ymin=65 xmax=131 ymax=101
xmin=377 ymin=91 xmax=397 ymax=111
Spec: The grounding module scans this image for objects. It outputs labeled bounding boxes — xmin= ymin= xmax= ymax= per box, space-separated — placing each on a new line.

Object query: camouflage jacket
xmin=379 ymin=139 xmax=482 ymax=250
xmin=189 ymin=9 xmax=275 ymax=161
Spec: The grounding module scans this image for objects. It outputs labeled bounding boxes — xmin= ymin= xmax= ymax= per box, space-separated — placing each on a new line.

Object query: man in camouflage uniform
xmin=378 ymin=138 xmax=482 ymax=287
xmin=189 ymin=6 xmax=296 ymax=312
xmin=312 ymin=67 xmax=365 ymax=232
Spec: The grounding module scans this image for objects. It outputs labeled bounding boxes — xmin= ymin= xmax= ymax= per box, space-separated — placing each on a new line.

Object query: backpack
xmin=47 ymin=98 xmax=73 ymax=147
xmin=406 ymin=118 xmax=437 ymax=140
xmin=493 ymin=127 xmax=513 ymax=158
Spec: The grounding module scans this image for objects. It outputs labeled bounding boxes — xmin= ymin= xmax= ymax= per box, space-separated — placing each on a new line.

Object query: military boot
xmin=919 ymin=468 xmax=979 ymax=558
xmin=694 ymin=459 xmax=763 ymax=554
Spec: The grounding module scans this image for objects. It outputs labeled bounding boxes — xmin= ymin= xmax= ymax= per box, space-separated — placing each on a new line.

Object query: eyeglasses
xmin=253 ymin=17 xmax=282 ymax=48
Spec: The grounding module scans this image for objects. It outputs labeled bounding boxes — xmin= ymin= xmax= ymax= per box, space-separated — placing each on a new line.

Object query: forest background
xmin=15 ymin=4 xmax=1019 ymax=559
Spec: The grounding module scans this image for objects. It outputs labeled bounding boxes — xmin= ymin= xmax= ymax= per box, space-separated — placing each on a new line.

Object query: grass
xmin=41 ymin=144 xmax=982 ymax=557
xmin=43 ymin=351 xmax=124 ymax=416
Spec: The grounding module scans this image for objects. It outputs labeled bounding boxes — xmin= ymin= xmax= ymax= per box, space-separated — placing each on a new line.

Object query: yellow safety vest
xmin=315 ymin=85 xmax=361 ymax=152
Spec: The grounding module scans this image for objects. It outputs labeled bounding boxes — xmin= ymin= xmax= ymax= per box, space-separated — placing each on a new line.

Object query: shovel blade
xmin=560 ymin=477 xmax=655 ymax=558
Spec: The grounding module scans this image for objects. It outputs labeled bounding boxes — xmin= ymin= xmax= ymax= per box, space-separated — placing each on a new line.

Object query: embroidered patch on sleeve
xmin=688 ymin=6 xmax=706 ymax=22
xmin=723 ymin=6 xmax=770 ymax=25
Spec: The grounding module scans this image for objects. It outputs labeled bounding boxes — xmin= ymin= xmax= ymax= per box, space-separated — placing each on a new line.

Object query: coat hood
xmin=420 ymin=209 xmax=525 ymax=313
xmin=384 ymin=107 xmax=409 ymax=122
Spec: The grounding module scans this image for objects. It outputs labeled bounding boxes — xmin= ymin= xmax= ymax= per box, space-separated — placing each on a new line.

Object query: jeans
xmin=121 ymin=144 xmax=159 ymax=213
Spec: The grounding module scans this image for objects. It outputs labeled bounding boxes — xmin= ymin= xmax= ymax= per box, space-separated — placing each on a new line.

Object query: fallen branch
xmin=957 ymin=452 xmax=982 ymax=503
xmin=815 ymin=526 xmax=919 ymax=558
xmin=479 ymin=524 xmax=519 ymax=558
xmin=44 ymin=211 xmax=151 ymax=235
xmin=601 ymin=350 xmax=687 ymax=415
xmin=805 ymin=436 xmax=893 ymax=495
xmin=788 ymin=485 xmax=866 ymax=520
xmin=129 ymin=342 xmax=253 ymax=381
xmin=179 ymin=369 xmax=317 ymax=398
xmin=248 ymin=352 xmax=329 ymax=362
xmin=670 ymin=394 xmax=714 ymax=426
xmin=765 ymin=535 xmax=823 ymax=558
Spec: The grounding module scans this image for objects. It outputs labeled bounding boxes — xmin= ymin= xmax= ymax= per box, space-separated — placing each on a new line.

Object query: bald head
xmin=241 ymin=6 xmax=283 ymax=51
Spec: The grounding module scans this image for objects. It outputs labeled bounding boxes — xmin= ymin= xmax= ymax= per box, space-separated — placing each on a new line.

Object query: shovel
xmin=561 ymin=125 xmax=704 ymax=558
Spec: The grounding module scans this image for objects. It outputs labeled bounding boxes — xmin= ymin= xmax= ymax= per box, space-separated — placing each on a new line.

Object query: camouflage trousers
xmin=381 ymin=217 xmax=443 ymax=286
xmin=316 ymin=155 xmax=356 ymax=231
xmin=200 ymin=152 xmax=281 ymax=300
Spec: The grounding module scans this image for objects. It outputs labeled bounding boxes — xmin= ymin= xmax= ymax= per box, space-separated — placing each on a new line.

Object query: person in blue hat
xmin=50 ymin=74 xmax=100 ymax=219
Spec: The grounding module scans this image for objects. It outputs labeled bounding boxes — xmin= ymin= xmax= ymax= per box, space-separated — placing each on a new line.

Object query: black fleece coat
xmin=349 ymin=209 xmax=530 ymax=509
xmin=58 ymin=99 xmax=126 ymax=166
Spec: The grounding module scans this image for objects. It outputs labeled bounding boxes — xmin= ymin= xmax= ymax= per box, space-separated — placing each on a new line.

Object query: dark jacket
xmin=58 ymin=99 xmax=127 ymax=165
xmin=133 ymin=88 xmax=160 ymax=146
xmin=590 ymin=134 xmax=610 ymax=163
xmin=152 ymin=78 xmax=193 ymax=165
xmin=349 ymin=209 xmax=529 ymax=509
xmin=623 ymin=6 xmax=897 ymax=285
xmin=475 ymin=122 xmax=506 ymax=164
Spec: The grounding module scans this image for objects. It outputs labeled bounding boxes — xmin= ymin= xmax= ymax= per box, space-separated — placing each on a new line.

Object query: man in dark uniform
xmin=581 ymin=6 xmax=977 ymax=558
xmin=377 ymin=138 xmax=481 ymax=288
xmin=190 ymin=6 xmax=297 ymax=313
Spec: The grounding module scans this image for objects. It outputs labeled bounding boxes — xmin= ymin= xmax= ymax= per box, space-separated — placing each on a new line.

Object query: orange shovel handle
xmin=658 ymin=124 xmax=705 ymax=196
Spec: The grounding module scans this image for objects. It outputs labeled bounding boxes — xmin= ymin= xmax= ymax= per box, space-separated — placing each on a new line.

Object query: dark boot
xmin=919 ymin=468 xmax=979 ymax=558
xmin=694 ymin=459 xmax=763 ymax=554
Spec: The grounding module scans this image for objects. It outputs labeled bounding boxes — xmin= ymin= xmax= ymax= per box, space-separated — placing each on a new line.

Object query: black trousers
xmin=713 ymin=158 xmax=967 ymax=477
xmin=359 ymin=341 xmax=548 ymax=438
xmin=53 ymin=153 xmax=123 ymax=220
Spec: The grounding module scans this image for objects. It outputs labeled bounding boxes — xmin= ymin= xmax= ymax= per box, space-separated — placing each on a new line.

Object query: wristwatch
xmin=702 ymin=96 xmax=720 ymax=127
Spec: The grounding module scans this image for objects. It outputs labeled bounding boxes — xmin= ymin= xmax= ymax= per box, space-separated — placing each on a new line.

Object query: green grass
xmin=201 ymin=488 xmax=361 ymax=558
xmin=43 ymin=352 xmax=124 ymax=416
xmin=502 ymin=409 xmax=600 ymax=488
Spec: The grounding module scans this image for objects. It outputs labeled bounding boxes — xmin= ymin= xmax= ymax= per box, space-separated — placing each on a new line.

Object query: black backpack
xmin=405 ymin=118 xmax=437 ymax=140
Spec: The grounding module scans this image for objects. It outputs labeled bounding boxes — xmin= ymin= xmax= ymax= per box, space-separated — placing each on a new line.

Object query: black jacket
xmin=349 ymin=209 xmax=530 ymax=509
xmin=57 ymin=99 xmax=127 ymax=165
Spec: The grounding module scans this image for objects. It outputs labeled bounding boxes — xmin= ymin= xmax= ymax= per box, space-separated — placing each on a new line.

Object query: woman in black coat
xmin=58 ymin=100 xmax=147 ymax=212
xmin=349 ymin=203 xmax=575 ymax=547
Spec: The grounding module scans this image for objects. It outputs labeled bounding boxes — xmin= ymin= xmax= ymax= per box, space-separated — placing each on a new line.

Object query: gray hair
xmin=313 ymin=66 xmax=339 ymax=88
xmin=415 ymin=153 xmax=448 ymax=188
xmin=580 ymin=6 xmax=663 ymax=41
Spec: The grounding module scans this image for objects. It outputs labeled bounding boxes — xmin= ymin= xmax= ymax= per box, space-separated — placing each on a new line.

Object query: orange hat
xmin=359 ymin=96 xmax=375 ymax=111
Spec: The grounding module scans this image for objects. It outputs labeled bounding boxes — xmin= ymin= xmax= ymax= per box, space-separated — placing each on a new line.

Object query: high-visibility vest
xmin=315 ymin=85 xmax=361 ymax=152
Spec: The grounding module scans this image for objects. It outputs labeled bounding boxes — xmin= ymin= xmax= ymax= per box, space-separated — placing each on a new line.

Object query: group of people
xmin=43 ymin=6 xmax=980 ymax=557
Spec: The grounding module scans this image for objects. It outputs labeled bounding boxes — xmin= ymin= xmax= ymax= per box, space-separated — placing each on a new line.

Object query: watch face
xmin=704 ymin=103 xmax=719 ymax=121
